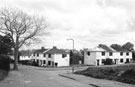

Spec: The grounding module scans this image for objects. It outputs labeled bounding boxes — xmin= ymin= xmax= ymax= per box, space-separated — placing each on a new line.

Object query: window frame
xmin=109 ymin=52 xmax=113 ymax=56
xmin=120 ymin=52 xmax=123 ymax=56
xmin=37 ymin=53 xmax=39 ymax=57
xmin=120 ymin=59 xmax=123 ymax=62
xmin=87 ymin=51 xmax=90 ymax=56
xmin=126 ymin=52 xmax=129 ymax=56
xmin=48 ymin=61 xmax=51 ymax=65
xmin=101 ymin=52 xmax=105 ymax=56
xmin=48 ymin=54 xmax=51 ymax=58
xmin=33 ymin=53 xmax=35 ymax=56
xmin=43 ymin=53 xmax=46 ymax=57
xmin=62 ymin=54 xmax=67 ymax=58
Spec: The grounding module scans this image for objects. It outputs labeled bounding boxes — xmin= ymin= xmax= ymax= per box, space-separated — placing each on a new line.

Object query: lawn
xmin=75 ymin=63 xmax=135 ymax=85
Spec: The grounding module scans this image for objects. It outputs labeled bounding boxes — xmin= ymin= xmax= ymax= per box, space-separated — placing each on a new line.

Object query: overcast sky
xmin=0 ymin=0 xmax=135 ymax=50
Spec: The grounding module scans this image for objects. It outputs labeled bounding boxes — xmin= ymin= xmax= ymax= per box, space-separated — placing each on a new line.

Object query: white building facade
xmin=31 ymin=47 xmax=70 ymax=67
xmin=84 ymin=46 xmax=132 ymax=66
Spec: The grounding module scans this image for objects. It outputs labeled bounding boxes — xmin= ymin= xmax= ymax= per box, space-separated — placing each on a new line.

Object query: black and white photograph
xmin=0 ymin=0 xmax=135 ymax=87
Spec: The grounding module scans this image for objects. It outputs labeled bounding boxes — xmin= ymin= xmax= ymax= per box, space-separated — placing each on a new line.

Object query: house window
xmin=109 ymin=52 xmax=113 ymax=56
xmin=33 ymin=53 xmax=35 ymax=56
xmin=62 ymin=54 xmax=67 ymax=58
xmin=120 ymin=59 xmax=123 ymax=62
xmin=43 ymin=53 xmax=46 ymax=57
xmin=55 ymin=63 xmax=58 ymax=66
xmin=87 ymin=51 xmax=90 ymax=56
xmin=126 ymin=58 xmax=130 ymax=63
xmin=48 ymin=54 xmax=51 ymax=58
xmin=48 ymin=61 xmax=51 ymax=65
xmin=37 ymin=53 xmax=39 ymax=57
xmin=126 ymin=52 xmax=129 ymax=56
xmin=120 ymin=52 xmax=123 ymax=56
xmin=43 ymin=60 xmax=46 ymax=64
xmin=101 ymin=52 xmax=105 ymax=56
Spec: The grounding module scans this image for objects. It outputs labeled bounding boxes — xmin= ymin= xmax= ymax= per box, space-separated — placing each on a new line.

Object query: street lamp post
xmin=67 ymin=39 xmax=74 ymax=73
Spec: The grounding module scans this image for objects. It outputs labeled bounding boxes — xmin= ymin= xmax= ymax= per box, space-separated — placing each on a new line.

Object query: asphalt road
xmin=13 ymin=65 xmax=91 ymax=87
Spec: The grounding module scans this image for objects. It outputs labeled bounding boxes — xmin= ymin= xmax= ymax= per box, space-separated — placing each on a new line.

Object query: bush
xmin=103 ymin=58 xmax=113 ymax=65
xmin=75 ymin=64 xmax=135 ymax=85
xmin=117 ymin=69 xmax=135 ymax=84
xmin=19 ymin=60 xmax=29 ymax=65
xmin=30 ymin=61 xmax=38 ymax=66
xmin=0 ymin=55 xmax=10 ymax=71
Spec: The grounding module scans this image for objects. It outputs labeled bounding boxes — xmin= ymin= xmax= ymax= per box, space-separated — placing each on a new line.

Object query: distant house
xmin=84 ymin=44 xmax=132 ymax=66
xmin=19 ymin=50 xmax=32 ymax=61
xmin=31 ymin=46 xmax=70 ymax=67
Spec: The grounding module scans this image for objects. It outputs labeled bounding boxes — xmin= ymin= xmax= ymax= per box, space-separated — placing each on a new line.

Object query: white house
xmin=84 ymin=45 xmax=132 ymax=66
xmin=19 ymin=50 xmax=32 ymax=61
xmin=31 ymin=46 xmax=70 ymax=67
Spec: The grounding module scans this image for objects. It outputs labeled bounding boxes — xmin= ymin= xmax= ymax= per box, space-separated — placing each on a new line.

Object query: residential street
xmin=0 ymin=65 xmax=90 ymax=87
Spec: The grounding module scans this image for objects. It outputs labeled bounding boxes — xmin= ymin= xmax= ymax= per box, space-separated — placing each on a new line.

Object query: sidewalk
xmin=0 ymin=70 xmax=25 ymax=87
xmin=59 ymin=73 xmax=135 ymax=87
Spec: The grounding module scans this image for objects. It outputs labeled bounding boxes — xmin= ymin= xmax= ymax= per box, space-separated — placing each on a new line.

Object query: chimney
xmin=53 ymin=46 xmax=57 ymax=49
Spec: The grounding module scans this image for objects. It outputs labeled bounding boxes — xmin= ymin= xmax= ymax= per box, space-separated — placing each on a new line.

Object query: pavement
xmin=59 ymin=73 xmax=135 ymax=87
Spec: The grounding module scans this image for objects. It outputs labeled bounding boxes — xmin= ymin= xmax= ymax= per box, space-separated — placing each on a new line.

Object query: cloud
xmin=0 ymin=0 xmax=135 ymax=50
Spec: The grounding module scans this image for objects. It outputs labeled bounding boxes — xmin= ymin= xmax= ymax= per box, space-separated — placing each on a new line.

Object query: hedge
xmin=0 ymin=55 xmax=10 ymax=71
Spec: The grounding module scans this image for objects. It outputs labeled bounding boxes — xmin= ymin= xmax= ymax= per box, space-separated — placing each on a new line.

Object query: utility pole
xmin=67 ymin=39 xmax=74 ymax=73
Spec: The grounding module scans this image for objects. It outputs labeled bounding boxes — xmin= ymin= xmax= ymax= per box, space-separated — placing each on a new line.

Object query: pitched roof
xmin=111 ymin=47 xmax=129 ymax=52
xmin=99 ymin=44 xmax=115 ymax=52
xmin=44 ymin=48 xmax=69 ymax=54
xmin=87 ymin=46 xmax=106 ymax=52
xmin=34 ymin=48 xmax=48 ymax=53
xmin=20 ymin=50 xmax=33 ymax=56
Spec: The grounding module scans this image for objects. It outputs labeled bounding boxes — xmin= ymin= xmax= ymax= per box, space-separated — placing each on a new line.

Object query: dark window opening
xmin=120 ymin=52 xmax=123 ymax=56
xmin=43 ymin=60 xmax=46 ymax=64
xmin=48 ymin=61 xmax=51 ymax=65
xmin=48 ymin=54 xmax=51 ymax=58
xmin=102 ymin=52 xmax=105 ymax=56
xmin=97 ymin=59 xmax=100 ymax=66
xmin=37 ymin=53 xmax=39 ymax=57
xmin=125 ymin=58 xmax=130 ymax=63
xmin=109 ymin=52 xmax=113 ymax=56
xmin=33 ymin=53 xmax=35 ymax=56
xmin=62 ymin=54 xmax=67 ymax=58
xmin=55 ymin=63 xmax=58 ymax=66
xmin=43 ymin=53 xmax=46 ymax=57
xmin=120 ymin=59 xmax=123 ymax=62
xmin=126 ymin=52 xmax=129 ymax=56
xmin=87 ymin=51 xmax=90 ymax=56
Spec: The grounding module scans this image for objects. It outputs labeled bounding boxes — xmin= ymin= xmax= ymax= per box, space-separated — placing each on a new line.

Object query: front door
xmin=114 ymin=59 xmax=118 ymax=64
xmin=97 ymin=60 xmax=99 ymax=66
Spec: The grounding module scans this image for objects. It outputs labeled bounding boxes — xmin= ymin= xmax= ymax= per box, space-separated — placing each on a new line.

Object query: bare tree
xmin=0 ymin=8 xmax=47 ymax=70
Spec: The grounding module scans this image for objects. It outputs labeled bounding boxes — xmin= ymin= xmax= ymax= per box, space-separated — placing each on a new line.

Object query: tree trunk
xmin=13 ymin=47 xmax=19 ymax=70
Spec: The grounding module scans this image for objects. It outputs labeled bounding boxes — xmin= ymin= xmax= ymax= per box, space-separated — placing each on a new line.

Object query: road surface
xmin=0 ymin=65 xmax=91 ymax=87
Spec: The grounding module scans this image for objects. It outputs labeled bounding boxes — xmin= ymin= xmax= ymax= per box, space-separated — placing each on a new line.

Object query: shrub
xmin=19 ymin=60 xmax=29 ymax=65
xmin=117 ymin=69 xmax=135 ymax=84
xmin=30 ymin=61 xmax=38 ymax=66
xmin=103 ymin=58 xmax=113 ymax=65
xmin=0 ymin=55 xmax=10 ymax=71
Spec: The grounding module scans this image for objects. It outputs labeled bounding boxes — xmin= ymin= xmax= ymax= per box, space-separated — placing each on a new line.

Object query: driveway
xmin=0 ymin=65 xmax=90 ymax=87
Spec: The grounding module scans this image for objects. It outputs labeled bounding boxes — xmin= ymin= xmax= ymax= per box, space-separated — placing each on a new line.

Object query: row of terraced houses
xmin=20 ymin=44 xmax=133 ymax=67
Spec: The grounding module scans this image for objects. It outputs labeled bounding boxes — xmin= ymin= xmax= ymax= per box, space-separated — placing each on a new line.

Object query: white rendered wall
xmin=54 ymin=54 xmax=70 ymax=67
xmin=84 ymin=51 xmax=96 ymax=65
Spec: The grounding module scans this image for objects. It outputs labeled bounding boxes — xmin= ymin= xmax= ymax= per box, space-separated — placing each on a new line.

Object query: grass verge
xmin=0 ymin=70 xmax=8 ymax=81
xmin=75 ymin=64 xmax=135 ymax=85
